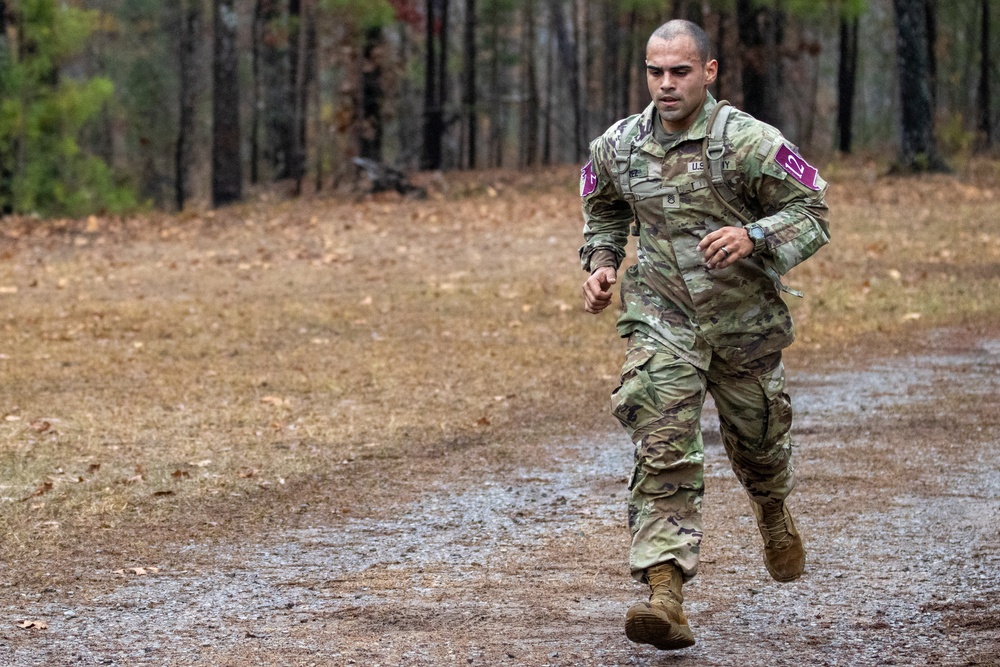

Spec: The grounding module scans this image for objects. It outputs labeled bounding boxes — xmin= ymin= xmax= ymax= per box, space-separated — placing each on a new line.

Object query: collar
xmin=634 ymin=91 xmax=718 ymax=153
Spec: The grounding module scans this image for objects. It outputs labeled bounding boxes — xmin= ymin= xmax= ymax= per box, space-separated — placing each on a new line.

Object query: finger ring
xmin=721 ymin=246 xmax=730 ymax=256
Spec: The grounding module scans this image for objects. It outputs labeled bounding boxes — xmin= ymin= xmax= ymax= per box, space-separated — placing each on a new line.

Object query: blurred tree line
xmin=0 ymin=0 xmax=995 ymax=216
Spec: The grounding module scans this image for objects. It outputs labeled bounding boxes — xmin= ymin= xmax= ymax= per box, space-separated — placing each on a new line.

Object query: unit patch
xmin=773 ymin=144 xmax=820 ymax=190
xmin=580 ymin=160 xmax=597 ymax=197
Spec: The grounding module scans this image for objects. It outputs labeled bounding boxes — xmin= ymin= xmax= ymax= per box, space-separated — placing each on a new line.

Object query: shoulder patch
xmin=580 ymin=160 xmax=597 ymax=197
xmin=773 ymin=144 xmax=820 ymax=191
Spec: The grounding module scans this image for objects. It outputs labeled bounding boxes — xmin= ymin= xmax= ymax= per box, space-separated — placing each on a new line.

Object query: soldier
xmin=580 ymin=20 xmax=830 ymax=650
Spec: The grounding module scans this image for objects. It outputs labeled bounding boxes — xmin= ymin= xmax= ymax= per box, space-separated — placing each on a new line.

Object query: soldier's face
xmin=645 ymin=36 xmax=718 ymax=133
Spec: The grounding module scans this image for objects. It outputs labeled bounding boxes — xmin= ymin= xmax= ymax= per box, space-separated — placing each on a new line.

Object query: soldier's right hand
xmin=583 ymin=266 xmax=618 ymax=314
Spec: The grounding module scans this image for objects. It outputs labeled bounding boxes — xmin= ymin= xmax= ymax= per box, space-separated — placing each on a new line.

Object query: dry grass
xmin=1 ymin=160 xmax=998 ymax=580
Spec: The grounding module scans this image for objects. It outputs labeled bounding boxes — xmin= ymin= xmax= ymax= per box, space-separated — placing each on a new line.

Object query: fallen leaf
xmin=20 ymin=481 xmax=53 ymax=501
xmin=171 ymin=469 xmax=190 ymax=478
xmin=29 ymin=420 xmax=51 ymax=433
xmin=17 ymin=620 xmax=48 ymax=630
xmin=259 ymin=396 xmax=288 ymax=407
xmin=476 ymin=417 xmax=491 ymax=426
xmin=152 ymin=490 xmax=175 ymax=497
xmin=87 ymin=463 xmax=101 ymax=474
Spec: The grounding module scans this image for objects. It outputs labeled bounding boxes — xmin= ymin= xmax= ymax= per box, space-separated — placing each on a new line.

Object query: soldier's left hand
xmin=698 ymin=227 xmax=754 ymax=270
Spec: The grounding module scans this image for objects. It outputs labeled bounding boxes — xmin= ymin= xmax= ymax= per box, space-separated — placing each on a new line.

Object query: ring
xmin=721 ymin=246 xmax=730 ymax=256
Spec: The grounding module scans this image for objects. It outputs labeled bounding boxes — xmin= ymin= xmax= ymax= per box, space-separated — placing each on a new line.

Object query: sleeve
xmin=743 ymin=131 xmax=831 ymax=276
xmin=578 ymin=132 xmax=634 ymax=273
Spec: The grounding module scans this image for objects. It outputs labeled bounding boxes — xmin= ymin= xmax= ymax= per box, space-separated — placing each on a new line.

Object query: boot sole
xmin=625 ymin=607 xmax=695 ymax=650
xmin=766 ymin=565 xmax=803 ymax=582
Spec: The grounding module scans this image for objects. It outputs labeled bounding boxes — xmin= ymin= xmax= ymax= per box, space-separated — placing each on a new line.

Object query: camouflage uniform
xmin=580 ymin=93 xmax=829 ymax=582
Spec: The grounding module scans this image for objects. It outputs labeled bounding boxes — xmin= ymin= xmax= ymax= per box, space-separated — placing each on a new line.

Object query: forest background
xmin=0 ymin=0 xmax=995 ymax=217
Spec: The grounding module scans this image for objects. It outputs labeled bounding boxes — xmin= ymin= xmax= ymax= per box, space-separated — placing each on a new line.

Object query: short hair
xmin=649 ymin=20 xmax=712 ymax=64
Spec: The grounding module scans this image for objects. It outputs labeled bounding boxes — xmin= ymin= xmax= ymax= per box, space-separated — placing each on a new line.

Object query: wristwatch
xmin=746 ymin=223 xmax=767 ymax=255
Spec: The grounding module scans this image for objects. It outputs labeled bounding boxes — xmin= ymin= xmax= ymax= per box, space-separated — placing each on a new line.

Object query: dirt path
xmin=2 ymin=330 xmax=999 ymax=666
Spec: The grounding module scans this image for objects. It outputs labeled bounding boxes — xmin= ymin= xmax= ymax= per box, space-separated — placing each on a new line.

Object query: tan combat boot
xmin=750 ymin=497 xmax=805 ymax=582
xmin=624 ymin=562 xmax=695 ymax=650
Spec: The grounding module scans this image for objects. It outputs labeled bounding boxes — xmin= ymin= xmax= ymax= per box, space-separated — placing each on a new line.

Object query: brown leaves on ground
xmin=1 ymin=159 xmax=999 ymax=586
xmin=20 ymin=481 xmax=53 ymax=502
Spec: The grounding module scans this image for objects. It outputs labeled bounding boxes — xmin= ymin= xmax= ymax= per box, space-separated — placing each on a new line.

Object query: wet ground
xmin=2 ymin=331 xmax=999 ymax=666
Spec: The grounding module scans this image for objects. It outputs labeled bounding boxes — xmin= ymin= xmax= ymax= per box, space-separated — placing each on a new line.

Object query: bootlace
xmin=760 ymin=503 xmax=793 ymax=549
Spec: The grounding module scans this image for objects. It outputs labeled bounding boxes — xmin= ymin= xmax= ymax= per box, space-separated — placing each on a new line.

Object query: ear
xmin=705 ymin=59 xmax=719 ymax=85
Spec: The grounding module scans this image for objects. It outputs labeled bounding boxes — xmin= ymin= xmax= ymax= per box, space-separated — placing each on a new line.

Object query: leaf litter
xmin=0 ymin=163 xmax=998 ymax=664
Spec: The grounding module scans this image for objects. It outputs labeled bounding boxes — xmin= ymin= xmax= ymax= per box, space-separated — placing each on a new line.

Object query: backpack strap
xmin=612 ymin=114 xmax=643 ymax=234
xmin=703 ymin=100 xmax=755 ymax=224
xmin=703 ymin=100 xmax=803 ymax=297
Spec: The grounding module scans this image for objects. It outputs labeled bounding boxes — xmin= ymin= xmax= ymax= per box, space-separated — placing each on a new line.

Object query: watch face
xmin=750 ymin=227 xmax=765 ymax=240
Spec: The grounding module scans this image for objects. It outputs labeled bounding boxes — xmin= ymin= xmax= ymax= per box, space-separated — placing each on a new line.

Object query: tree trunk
xmin=251 ymin=0 xmax=263 ymax=185
xmin=520 ymin=0 xmax=540 ymax=167
xmin=438 ymin=0 xmax=449 ymax=113
xmin=261 ymin=0 xmax=292 ymax=179
xmin=542 ymin=7 xmax=554 ymax=165
xmin=462 ymin=0 xmax=477 ymax=169
xmin=0 ymin=0 xmax=13 ymax=213
xmin=359 ymin=26 xmax=384 ymax=162
xmin=978 ymin=0 xmax=992 ymax=148
xmin=891 ymin=0 xmax=947 ymax=171
xmin=288 ymin=0 xmax=306 ymax=190
xmin=620 ymin=7 xmax=636 ymax=119
xmin=487 ymin=1 xmax=502 ymax=167
xmin=600 ymin=1 xmax=619 ymax=129
xmin=714 ymin=7 xmax=725 ymax=102
xmin=736 ymin=0 xmax=784 ymax=128
xmin=176 ymin=0 xmax=201 ymax=211
xmin=837 ymin=16 xmax=859 ymax=154
xmin=925 ymin=0 xmax=937 ymax=111
xmin=551 ymin=0 xmax=582 ymax=162
xmin=421 ymin=0 xmax=444 ymax=170
xmin=212 ymin=0 xmax=243 ymax=207
xmin=574 ymin=0 xmax=588 ymax=157
xmin=311 ymin=12 xmax=323 ymax=191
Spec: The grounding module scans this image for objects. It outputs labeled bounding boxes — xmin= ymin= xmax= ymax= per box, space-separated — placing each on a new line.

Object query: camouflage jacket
xmin=579 ymin=93 xmax=830 ymax=368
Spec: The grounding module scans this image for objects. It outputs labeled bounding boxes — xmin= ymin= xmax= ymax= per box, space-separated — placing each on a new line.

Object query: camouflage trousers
xmin=611 ymin=333 xmax=796 ymax=583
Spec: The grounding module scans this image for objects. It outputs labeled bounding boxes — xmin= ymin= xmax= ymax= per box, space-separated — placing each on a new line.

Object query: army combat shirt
xmin=579 ymin=93 xmax=830 ymax=368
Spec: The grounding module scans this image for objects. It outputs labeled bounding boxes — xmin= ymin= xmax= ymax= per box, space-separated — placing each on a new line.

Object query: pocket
xmin=610 ymin=350 xmax=663 ymax=433
xmin=758 ymin=363 xmax=793 ymax=447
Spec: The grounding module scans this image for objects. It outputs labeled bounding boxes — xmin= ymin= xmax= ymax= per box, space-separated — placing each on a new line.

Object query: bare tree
xmin=978 ymin=0 xmax=992 ymax=149
xmin=520 ymin=0 xmax=540 ymax=167
xmin=551 ymin=0 xmax=583 ymax=162
xmin=289 ymin=0 xmax=307 ymax=188
xmin=462 ymin=0 xmax=477 ymax=168
xmin=0 ymin=0 xmax=12 ymax=213
xmin=891 ymin=0 xmax=948 ymax=171
xmin=212 ymin=0 xmax=243 ymax=206
xmin=736 ymin=0 xmax=784 ymax=128
xmin=360 ymin=26 xmax=385 ymax=161
xmin=837 ymin=14 xmax=859 ymax=153
xmin=421 ymin=0 xmax=448 ymax=170
xmin=175 ymin=0 xmax=202 ymax=211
